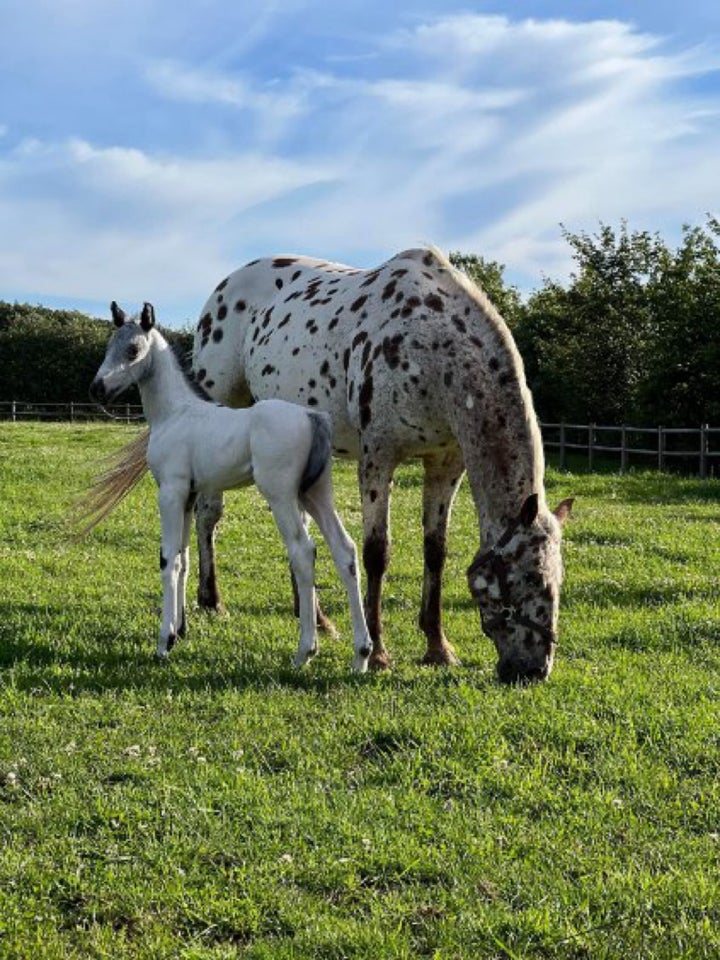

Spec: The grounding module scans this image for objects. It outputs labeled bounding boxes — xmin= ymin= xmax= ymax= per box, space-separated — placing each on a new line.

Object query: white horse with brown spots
xmin=89 ymin=302 xmax=372 ymax=672
xmin=91 ymin=248 xmax=572 ymax=682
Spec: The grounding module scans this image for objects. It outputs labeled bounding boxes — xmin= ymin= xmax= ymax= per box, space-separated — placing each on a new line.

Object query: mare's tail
xmin=71 ymin=429 xmax=150 ymax=538
xmin=299 ymin=412 xmax=333 ymax=494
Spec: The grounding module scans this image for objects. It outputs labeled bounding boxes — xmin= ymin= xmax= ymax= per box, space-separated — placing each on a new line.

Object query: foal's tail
xmin=71 ymin=429 xmax=150 ymax=537
xmin=300 ymin=412 xmax=333 ymax=494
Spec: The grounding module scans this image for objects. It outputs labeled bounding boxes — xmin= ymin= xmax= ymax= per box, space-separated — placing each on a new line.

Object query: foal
xmin=90 ymin=302 xmax=372 ymax=672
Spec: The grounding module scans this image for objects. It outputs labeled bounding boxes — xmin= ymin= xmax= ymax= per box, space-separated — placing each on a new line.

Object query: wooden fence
xmin=0 ymin=400 xmax=144 ymax=423
xmin=1 ymin=402 xmax=719 ymax=477
xmin=542 ymin=422 xmax=720 ymax=478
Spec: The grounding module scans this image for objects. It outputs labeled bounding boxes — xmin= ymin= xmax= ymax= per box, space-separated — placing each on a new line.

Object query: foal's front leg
xmin=157 ymin=485 xmax=190 ymax=659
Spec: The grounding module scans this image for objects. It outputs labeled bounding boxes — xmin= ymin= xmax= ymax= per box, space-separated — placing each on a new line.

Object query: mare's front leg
xmin=157 ymin=485 xmax=190 ymax=659
xmin=358 ymin=448 xmax=396 ymax=670
xmin=419 ymin=449 xmax=465 ymax=666
xmin=196 ymin=492 xmax=225 ymax=612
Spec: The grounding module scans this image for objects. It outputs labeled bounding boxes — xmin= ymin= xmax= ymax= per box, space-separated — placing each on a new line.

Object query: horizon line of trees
xmin=1 ymin=218 xmax=719 ymax=427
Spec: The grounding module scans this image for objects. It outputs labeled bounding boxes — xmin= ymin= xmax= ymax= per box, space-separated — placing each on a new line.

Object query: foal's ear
xmin=554 ymin=498 xmax=574 ymax=526
xmin=140 ymin=302 xmax=156 ymax=332
xmin=519 ymin=493 xmax=539 ymax=527
xmin=110 ymin=301 xmax=126 ymax=327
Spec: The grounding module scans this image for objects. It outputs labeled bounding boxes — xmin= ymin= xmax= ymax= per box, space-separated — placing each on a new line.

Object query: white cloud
xmin=1 ymin=9 xmax=719 ymax=316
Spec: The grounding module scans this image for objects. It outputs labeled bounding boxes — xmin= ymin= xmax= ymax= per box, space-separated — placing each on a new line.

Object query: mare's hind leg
xmin=358 ymin=449 xmax=396 ymax=670
xmin=177 ymin=493 xmax=196 ymax=640
xmin=290 ymin=510 xmax=338 ymax=636
xmin=196 ymin=492 xmax=225 ymax=612
xmin=301 ymin=468 xmax=372 ymax=673
xmin=419 ymin=449 xmax=465 ymax=666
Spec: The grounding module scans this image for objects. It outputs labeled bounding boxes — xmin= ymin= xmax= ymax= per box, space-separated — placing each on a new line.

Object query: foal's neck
xmin=138 ymin=331 xmax=196 ymax=427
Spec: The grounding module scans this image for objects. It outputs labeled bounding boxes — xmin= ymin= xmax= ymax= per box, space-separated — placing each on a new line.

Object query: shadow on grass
xmin=0 ymin=600 xmax=492 ymax=698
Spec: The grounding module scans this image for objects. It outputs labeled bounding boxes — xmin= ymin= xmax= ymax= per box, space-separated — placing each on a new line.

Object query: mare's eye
xmin=127 ymin=345 xmax=140 ymax=361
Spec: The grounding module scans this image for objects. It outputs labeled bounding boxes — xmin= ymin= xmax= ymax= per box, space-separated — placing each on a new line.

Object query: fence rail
xmin=0 ymin=400 xmax=144 ymax=423
xmin=542 ymin=422 xmax=720 ymax=478
xmin=1 ymin=402 xmax=719 ymax=477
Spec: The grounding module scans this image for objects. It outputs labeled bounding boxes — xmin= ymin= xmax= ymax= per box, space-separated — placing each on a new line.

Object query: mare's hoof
xmin=368 ymin=650 xmax=392 ymax=671
xmin=317 ymin=614 xmax=338 ymax=638
xmin=421 ymin=644 xmax=460 ymax=667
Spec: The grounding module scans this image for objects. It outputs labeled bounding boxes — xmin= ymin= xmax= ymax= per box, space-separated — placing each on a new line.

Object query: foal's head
xmin=90 ymin=302 xmax=156 ymax=403
xmin=467 ymin=494 xmax=573 ymax=683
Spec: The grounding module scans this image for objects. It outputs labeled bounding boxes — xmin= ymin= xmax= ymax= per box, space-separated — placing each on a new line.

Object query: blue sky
xmin=1 ymin=1 xmax=719 ymax=325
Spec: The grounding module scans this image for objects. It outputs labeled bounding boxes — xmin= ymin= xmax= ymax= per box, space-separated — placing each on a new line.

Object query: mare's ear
xmin=554 ymin=498 xmax=574 ymax=526
xmin=140 ymin=302 xmax=156 ymax=332
xmin=519 ymin=493 xmax=539 ymax=527
xmin=110 ymin=301 xmax=126 ymax=327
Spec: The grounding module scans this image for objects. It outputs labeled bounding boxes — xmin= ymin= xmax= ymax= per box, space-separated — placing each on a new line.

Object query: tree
xmin=0 ymin=302 xmax=193 ymax=404
xmin=519 ymin=223 xmax=667 ymax=423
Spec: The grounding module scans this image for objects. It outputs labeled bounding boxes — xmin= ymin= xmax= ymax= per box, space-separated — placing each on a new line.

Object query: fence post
xmin=658 ymin=425 xmax=665 ymax=471
xmin=70 ymin=401 xmax=75 ymax=422
xmin=125 ymin=403 xmax=131 ymax=423
xmin=588 ymin=423 xmax=595 ymax=471
xmin=620 ymin=425 xmax=628 ymax=473
xmin=559 ymin=422 xmax=566 ymax=470
xmin=700 ymin=423 xmax=708 ymax=478
xmin=11 ymin=400 xmax=17 ymax=423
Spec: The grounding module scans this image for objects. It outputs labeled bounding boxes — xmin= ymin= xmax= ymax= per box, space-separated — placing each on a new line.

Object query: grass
xmin=0 ymin=422 xmax=718 ymax=959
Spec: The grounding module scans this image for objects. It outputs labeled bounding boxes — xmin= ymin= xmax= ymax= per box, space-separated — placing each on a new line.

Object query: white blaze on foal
xmin=90 ymin=302 xmax=372 ymax=672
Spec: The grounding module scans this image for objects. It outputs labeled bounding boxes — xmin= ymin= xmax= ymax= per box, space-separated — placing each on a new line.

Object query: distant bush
xmin=0 ymin=303 xmax=192 ymax=404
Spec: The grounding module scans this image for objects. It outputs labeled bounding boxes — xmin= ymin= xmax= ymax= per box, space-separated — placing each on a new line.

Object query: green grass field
xmin=0 ymin=423 xmax=718 ymax=959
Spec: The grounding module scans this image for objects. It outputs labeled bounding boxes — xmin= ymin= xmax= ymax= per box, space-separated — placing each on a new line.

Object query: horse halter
xmin=467 ymin=521 xmax=556 ymax=646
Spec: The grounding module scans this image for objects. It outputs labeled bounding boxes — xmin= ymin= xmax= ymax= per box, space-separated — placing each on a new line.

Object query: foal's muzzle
xmin=89 ymin=377 xmax=107 ymax=403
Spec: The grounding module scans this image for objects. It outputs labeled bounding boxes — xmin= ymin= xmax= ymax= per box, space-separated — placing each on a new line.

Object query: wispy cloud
xmin=1 ymin=6 xmax=719 ymax=319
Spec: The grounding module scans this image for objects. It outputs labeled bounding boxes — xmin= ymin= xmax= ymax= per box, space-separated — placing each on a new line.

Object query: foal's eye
xmin=127 ymin=345 xmax=140 ymax=361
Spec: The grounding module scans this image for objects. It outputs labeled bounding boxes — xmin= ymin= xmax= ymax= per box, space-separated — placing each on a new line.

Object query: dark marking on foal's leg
xmin=160 ymin=551 xmax=167 ymax=570
xmin=166 ymin=632 xmax=177 ymax=652
xmin=290 ymin=567 xmax=337 ymax=635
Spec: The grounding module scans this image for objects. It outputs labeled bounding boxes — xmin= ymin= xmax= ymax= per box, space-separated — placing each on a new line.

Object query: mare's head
xmin=90 ymin=302 xmax=156 ymax=403
xmin=467 ymin=493 xmax=573 ymax=683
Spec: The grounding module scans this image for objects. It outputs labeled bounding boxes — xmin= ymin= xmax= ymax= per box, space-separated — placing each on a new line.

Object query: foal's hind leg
xmin=419 ymin=449 xmax=465 ymax=666
xmin=196 ymin=492 xmax=225 ymax=612
xmin=264 ymin=497 xmax=319 ymax=668
xmin=301 ymin=468 xmax=372 ymax=673
xmin=290 ymin=510 xmax=338 ymax=636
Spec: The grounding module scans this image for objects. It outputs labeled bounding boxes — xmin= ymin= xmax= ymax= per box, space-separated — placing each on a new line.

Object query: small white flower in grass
xmin=612 ymin=798 xmax=624 ymax=808
xmin=4 ymin=771 xmax=18 ymax=788
xmin=278 ymin=853 xmax=293 ymax=864
xmin=124 ymin=745 xmax=142 ymax=758
xmin=361 ymin=838 xmax=372 ymax=849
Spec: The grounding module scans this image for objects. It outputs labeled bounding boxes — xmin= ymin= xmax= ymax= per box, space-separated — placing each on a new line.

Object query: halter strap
xmin=468 ymin=530 xmax=555 ymax=646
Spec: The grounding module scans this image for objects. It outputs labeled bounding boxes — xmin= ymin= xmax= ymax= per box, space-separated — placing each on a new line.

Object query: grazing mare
xmin=93 ymin=248 xmax=573 ymax=682
xmin=89 ymin=302 xmax=372 ymax=672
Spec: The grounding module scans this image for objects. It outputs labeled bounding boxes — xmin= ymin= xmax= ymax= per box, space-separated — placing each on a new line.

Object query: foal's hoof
xmin=292 ymin=645 xmax=318 ymax=669
xmin=421 ymin=643 xmax=460 ymax=667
